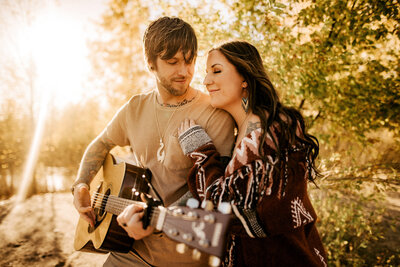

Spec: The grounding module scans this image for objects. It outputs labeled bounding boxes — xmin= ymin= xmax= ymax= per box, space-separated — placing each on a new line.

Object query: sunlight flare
xmin=17 ymin=91 xmax=50 ymax=203
xmin=17 ymin=2 xmax=72 ymax=202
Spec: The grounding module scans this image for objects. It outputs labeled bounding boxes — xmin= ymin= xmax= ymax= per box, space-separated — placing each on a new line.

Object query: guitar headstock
xmin=159 ymin=201 xmax=233 ymax=264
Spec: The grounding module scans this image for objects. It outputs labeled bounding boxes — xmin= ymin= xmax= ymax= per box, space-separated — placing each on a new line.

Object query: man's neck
xmin=156 ymin=87 xmax=195 ymax=106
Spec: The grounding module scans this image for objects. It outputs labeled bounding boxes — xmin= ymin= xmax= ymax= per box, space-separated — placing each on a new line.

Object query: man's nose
xmin=177 ymin=63 xmax=189 ymax=76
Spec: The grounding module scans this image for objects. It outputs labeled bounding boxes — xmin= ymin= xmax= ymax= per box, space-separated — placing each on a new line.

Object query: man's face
xmin=151 ymin=51 xmax=195 ymax=96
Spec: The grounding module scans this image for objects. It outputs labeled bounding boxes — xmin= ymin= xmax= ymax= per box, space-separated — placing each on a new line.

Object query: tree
xmin=0 ymin=0 xmax=45 ymax=199
xmin=293 ymin=0 xmax=400 ymax=138
xmin=88 ymin=0 xmax=153 ymax=110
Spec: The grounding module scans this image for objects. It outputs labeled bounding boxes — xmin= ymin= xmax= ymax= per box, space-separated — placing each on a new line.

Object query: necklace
xmin=154 ymin=90 xmax=189 ymax=163
xmin=156 ymin=96 xmax=196 ymax=108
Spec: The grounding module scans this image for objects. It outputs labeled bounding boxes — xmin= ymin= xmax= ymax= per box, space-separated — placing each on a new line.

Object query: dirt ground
xmin=0 ymin=193 xmax=108 ymax=267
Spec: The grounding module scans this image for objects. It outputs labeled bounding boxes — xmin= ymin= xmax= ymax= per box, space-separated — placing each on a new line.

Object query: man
xmin=72 ymin=16 xmax=235 ymax=266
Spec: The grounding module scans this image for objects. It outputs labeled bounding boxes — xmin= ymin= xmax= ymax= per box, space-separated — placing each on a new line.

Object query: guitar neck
xmin=93 ymin=193 xmax=164 ymax=228
xmin=92 ymin=192 xmax=232 ymax=259
xmin=94 ymin=193 xmax=147 ymax=215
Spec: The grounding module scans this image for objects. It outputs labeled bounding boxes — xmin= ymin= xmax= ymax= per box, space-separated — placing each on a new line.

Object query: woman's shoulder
xmin=244 ymin=114 xmax=262 ymax=135
xmin=238 ymin=114 xmax=278 ymax=153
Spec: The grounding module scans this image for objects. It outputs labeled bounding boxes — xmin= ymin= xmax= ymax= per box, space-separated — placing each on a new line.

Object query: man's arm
xmin=73 ymin=130 xmax=116 ymax=187
xmin=72 ymin=130 xmax=116 ymax=227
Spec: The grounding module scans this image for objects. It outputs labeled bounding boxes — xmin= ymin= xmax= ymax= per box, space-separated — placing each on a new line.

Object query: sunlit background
xmin=0 ymin=0 xmax=399 ymax=266
xmin=0 ymin=0 xmax=110 ymax=202
xmin=1 ymin=0 xmax=107 ymax=106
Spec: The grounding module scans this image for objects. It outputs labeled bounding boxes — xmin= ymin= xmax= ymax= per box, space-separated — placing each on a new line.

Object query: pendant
xmin=157 ymin=138 xmax=165 ymax=163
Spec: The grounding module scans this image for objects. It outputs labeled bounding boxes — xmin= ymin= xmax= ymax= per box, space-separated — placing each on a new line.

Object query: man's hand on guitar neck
xmin=73 ymin=183 xmax=96 ymax=228
xmin=117 ymin=204 xmax=155 ymax=240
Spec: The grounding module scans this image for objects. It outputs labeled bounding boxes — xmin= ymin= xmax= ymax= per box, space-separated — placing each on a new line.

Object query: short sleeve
xmin=105 ymin=102 xmax=130 ymax=147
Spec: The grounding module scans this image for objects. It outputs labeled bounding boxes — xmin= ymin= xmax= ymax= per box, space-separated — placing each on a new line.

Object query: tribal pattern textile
xmin=180 ymin=125 xmax=327 ymax=266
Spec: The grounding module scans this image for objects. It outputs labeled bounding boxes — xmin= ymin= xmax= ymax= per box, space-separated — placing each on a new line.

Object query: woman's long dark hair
xmin=214 ymin=41 xmax=319 ymax=181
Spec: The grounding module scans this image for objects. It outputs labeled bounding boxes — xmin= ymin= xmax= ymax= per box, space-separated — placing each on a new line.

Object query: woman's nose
xmin=203 ymin=74 xmax=211 ymax=85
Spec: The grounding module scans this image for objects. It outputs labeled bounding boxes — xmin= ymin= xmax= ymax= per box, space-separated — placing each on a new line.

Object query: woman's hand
xmin=178 ymin=118 xmax=197 ymax=136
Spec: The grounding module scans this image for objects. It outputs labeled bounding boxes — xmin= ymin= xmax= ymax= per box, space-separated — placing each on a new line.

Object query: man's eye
xmin=168 ymin=61 xmax=177 ymax=65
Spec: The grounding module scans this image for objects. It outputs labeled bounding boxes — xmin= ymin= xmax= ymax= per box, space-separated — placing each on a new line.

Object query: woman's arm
xmin=178 ymin=119 xmax=225 ymax=201
xmin=179 ymin=122 xmax=277 ymax=238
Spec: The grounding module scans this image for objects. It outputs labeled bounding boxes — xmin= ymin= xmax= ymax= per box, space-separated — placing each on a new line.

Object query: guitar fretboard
xmin=89 ymin=192 xmax=231 ymax=259
xmin=92 ymin=192 xmax=160 ymax=227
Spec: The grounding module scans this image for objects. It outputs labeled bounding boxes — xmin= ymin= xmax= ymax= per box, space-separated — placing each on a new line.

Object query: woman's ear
xmin=242 ymin=88 xmax=248 ymax=98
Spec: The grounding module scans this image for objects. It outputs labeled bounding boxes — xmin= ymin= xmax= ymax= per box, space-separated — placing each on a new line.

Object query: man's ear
xmin=147 ymin=60 xmax=155 ymax=71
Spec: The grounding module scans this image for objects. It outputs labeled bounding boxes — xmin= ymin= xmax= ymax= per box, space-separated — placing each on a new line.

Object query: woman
xmin=178 ymin=41 xmax=327 ymax=266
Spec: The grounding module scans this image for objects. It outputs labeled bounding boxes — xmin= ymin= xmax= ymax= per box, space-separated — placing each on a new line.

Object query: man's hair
xmin=143 ymin=16 xmax=197 ymax=69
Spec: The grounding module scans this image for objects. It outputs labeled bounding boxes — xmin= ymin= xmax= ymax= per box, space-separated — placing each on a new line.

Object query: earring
xmin=242 ymin=97 xmax=249 ymax=113
xmin=242 ymin=82 xmax=249 ymax=113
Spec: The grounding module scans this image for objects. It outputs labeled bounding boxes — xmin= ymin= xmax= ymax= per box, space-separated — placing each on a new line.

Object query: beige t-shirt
xmin=105 ymin=89 xmax=235 ymax=266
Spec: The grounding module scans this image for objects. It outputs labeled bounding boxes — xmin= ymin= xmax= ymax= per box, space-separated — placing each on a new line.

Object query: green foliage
xmin=311 ymin=164 xmax=400 ymax=266
xmin=293 ymin=0 xmax=400 ymax=139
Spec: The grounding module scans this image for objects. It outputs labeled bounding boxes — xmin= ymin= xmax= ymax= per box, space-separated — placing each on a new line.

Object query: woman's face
xmin=203 ymin=50 xmax=245 ymax=112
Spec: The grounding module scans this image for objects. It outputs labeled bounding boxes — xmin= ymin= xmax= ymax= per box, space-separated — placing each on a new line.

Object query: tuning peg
xmin=208 ymin=256 xmax=221 ymax=267
xmin=186 ymin=198 xmax=200 ymax=209
xmin=201 ymin=200 xmax=214 ymax=211
xmin=192 ymin=248 xmax=201 ymax=261
xmin=176 ymin=243 xmax=188 ymax=254
xmin=217 ymin=202 xmax=231 ymax=214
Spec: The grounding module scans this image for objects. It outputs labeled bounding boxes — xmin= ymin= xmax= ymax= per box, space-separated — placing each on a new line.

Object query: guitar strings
xmin=91 ymin=192 xmax=145 ymax=210
xmin=91 ymin=194 xmax=162 ymax=227
xmin=90 ymin=192 xmax=161 ymax=221
xmin=90 ymin=192 xmax=166 ymax=228
xmin=90 ymin=192 xmax=161 ymax=218
xmin=91 ymin=192 xmax=146 ymax=214
xmin=91 ymin=193 xmax=134 ymax=214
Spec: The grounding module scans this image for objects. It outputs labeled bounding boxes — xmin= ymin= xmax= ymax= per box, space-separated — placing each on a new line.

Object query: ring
xmin=122 ymin=223 xmax=127 ymax=227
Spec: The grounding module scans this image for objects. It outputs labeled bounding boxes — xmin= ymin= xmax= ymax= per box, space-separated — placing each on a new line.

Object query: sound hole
xmin=88 ymin=188 xmax=111 ymax=233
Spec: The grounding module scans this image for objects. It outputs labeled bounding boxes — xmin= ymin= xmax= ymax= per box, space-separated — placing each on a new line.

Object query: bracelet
xmin=71 ymin=182 xmax=90 ymax=195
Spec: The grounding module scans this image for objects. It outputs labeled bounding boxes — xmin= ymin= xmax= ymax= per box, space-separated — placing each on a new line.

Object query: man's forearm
xmin=73 ymin=132 xmax=116 ymax=187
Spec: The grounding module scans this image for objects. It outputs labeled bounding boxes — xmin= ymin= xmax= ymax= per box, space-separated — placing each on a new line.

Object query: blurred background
xmin=0 ymin=0 xmax=399 ymax=266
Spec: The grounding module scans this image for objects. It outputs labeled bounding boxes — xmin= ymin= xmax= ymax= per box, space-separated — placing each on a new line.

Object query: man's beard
xmin=159 ymin=76 xmax=188 ymax=96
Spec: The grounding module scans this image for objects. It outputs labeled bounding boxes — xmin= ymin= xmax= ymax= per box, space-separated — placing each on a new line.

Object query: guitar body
xmin=74 ymin=153 xmax=151 ymax=253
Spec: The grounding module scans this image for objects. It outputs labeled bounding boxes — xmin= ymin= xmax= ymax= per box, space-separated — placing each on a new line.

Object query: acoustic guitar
xmin=74 ymin=153 xmax=232 ymax=264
